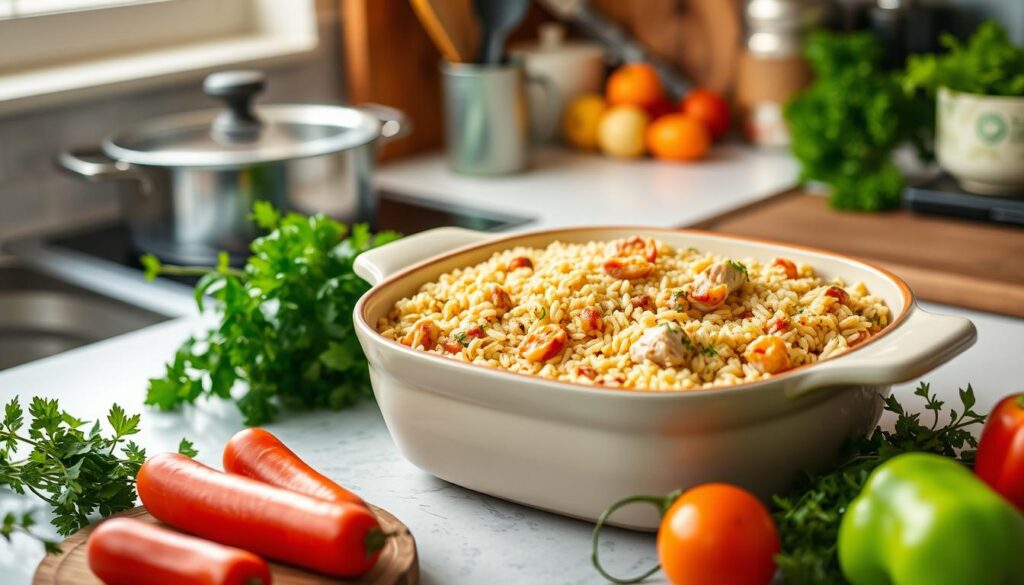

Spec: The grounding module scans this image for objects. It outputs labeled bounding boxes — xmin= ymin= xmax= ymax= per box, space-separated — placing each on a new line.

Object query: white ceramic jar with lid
xmin=510 ymin=23 xmax=606 ymax=143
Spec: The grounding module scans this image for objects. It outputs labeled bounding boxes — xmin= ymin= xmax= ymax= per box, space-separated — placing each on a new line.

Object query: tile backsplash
xmin=0 ymin=9 xmax=345 ymax=244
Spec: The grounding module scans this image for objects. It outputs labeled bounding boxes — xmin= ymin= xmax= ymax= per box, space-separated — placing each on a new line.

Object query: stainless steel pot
xmin=58 ymin=71 xmax=408 ymax=265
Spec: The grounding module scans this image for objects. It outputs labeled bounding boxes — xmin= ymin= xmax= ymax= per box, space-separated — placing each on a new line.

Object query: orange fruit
xmin=681 ymin=89 xmax=731 ymax=140
xmin=646 ymin=113 xmax=711 ymax=162
xmin=597 ymin=105 xmax=650 ymax=159
xmin=606 ymin=63 xmax=665 ymax=110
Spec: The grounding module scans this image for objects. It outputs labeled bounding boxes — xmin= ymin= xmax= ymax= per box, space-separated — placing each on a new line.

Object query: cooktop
xmin=46 ymin=191 xmax=533 ymax=272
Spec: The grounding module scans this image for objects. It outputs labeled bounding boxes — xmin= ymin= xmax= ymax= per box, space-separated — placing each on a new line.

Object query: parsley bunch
xmin=785 ymin=31 xmax=933 ymax=212
xmin=905 ymin=22 xmax=1024 ymax=97
xmin=0 ymin=397 xmax=195 ymax=551
xmin=143 ymin=203 xmax=401 ymax=426
xmin=772 ymin=382 xmax=985 ymax=584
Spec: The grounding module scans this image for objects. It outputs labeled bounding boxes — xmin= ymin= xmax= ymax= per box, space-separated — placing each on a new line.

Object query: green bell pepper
xmin=839 ymin=452 xmax=1024 ymax=585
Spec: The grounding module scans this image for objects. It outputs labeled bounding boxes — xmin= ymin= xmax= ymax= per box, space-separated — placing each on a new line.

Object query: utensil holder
xmin=441 ymin=61 xmax=545 ymax=175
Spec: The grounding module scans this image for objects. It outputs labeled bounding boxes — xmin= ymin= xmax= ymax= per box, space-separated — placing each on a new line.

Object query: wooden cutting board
xmin=34 ymin=505 xmax=417 ymax=585
xmin=694 ymin=191 xmax=1024 ymax=318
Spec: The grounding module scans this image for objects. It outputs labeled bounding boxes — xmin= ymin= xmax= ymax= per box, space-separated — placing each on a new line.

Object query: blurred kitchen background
xmin=0 ymin=0 xmax=1019 ymax=241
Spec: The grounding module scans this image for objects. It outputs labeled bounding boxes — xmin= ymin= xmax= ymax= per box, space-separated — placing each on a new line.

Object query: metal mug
xmin=441 ymin=61 xmax=556 ymax=175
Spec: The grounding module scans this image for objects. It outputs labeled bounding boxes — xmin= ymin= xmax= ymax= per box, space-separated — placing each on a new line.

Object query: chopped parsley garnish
xmin=686 ymin=247 xmax=700 ymax=254
xmin=539 ymin=306 xmax=547 ymax=320
xmin=701 ymin=344 xmax=718 ymax=357
xmin=454 ymin=331 xmax=469 ymax=347
xmin=728 ymin=260 xmax=749 ymax=282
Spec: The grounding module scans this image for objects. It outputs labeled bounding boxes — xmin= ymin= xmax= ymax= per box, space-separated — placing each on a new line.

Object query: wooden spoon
xmin=410 ymin=0 xmax=481 ymax=63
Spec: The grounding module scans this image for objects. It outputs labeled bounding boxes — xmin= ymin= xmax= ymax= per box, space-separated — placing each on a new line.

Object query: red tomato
xmin=658 ymin=484 xmax=779 ymax=585
xmin=645 ymin=97 xmax=677 ymax=120
xmin=975 ymin=393 xmax=1024 ymax=513
xmin=681 ymin=89 xmax=730 ymax=140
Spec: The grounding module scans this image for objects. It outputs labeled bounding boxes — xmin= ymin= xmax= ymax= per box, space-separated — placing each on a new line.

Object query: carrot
xmin=87 ymin=517 xmax=272 ymax=585
xmin=137 ymin=453 xmax=386 ymax=578
xmin=223 ymin=428 xmax=365 ymax=507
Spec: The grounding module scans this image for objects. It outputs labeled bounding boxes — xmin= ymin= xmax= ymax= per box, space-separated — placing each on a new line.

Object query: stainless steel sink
xmin=0 ymin=264 xmax=168 ymax=370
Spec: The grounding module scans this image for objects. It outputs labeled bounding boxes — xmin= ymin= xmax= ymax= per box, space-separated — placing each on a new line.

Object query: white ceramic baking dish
xmin=353 ymin=227 xmax=976 ymax=529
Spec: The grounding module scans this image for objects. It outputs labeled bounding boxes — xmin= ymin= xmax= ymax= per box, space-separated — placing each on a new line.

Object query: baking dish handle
xmin=788 ymin=305 xmax=977 ymax=399
xmin=355 ymin=227 xmax=495 ymax=285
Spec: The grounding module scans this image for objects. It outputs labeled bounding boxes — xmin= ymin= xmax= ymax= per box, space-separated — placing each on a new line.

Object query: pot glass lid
xmin=103 ymin=71 xmax=381 ymax=168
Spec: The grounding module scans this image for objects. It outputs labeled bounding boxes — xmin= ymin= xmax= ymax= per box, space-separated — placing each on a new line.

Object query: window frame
xmin=0 ymin=0 xmax=319 ymax=115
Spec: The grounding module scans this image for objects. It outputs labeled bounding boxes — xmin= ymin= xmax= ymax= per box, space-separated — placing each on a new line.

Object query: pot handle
xmin=787 ymin=305 xmax=977 ymax=399
xmin=355 ymin=227 xmax=494 ymax=286
xmin=357 ymin=103 xmax=412 ymax=142
xmin=56 ymin=148 xmax=153 ymax=194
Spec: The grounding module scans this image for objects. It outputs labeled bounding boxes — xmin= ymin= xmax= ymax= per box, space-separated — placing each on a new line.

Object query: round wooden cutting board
xmin=34 ymin=505 xmax=418 ymax=585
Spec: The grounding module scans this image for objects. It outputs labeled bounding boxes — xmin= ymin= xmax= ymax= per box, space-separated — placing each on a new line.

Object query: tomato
xmin=646 ymin=113 xmax=710 ymax=162
xmin=681 ymin=89 xmax=730 ymax=140
xmin=401 ymin=318 xmax=439 ymax=349
xmin=606 ymin=236 xmax=658 ymax=262
xmin=508 ymin=256 xmax=534 ymax=272
xmin=825 ymin=286 xmax=850 ymax=306
xmin=658 ymin=484 xmax=779 ymax=585
xmin=519 ymin=324 xmax=568 ymax=362
xmin=591 ymin=484 xmax=780 ymax=585
xmin=603 ymin=256 xmax=655 ymax=280
xmin=579 ymin=307 xmax=603 ymax=336
xmin=771 ymin=257 xmax=798 ymax=279
xmin=488 ymin=284 xmax=514 ymax=315
xmin=744 ymin=335 xmax=792 ymax=374
xmin=645 ymin=97 xmax=677 ymax=120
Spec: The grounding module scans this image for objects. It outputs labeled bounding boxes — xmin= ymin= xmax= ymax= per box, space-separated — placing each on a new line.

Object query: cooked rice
xmin=376 ymin=238 xmax=890 ymax=390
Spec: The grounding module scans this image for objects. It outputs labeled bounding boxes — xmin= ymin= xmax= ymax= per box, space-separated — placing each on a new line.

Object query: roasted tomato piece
xmin=744 ymin=335 xmax=791 ymax=374
xmin=606 ymin=236 xmax=658 ymax=262
xmin=631 ymin=295 xmax=654 ymax=312
xmin=603 ymin=257 xmax=655 ymax=280
xmin=772 ymin=258 xmax=798 ymax=279
xmin=688 ymin=282 xmax=729 ymax=312
xmin=508 ymin=256 xmax=534 ymax=272
xmin=519 ymin=324 xmax=568 ymax=362
xmin=580 ymin=307 xmax=603 ymax=336
xmin=442 ymin=339 xmax=462 ymax=354
xmin=401 ymin=319 xmax=440 ymax=349
xmin=465 ymin=325 xmax=484 ymax=339
xmin=575 ymin=365 xmax=598 ymax=378
xmin=768 ymin=318 xmax=790 ymax=334
xmin=488 ymin=284 xmax=514 ymax=315
xmin=825 ymin=286 xmax=851 ymax=306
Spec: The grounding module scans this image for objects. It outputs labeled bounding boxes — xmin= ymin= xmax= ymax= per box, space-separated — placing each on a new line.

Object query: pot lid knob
xmin=204 ymin=70 xmax=266 ymax=143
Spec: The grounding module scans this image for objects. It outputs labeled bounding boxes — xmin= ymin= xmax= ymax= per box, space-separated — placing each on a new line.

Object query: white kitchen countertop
xmin=374 ymin=146 xmax=802 ymax=230
xmin=1 ymin=146 xmax=1022 ymax=585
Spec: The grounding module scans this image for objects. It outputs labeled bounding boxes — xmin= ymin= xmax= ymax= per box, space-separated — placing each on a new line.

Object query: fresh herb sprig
xmin=727 ymin=260 xmax=749 ymax=282
xmin=143 ymin=203 xmax=401 ymax=426
xmin=772 ymin=382 xmax=985 ymax=584
xmin=785 ymin=30 xmax=933 ymax=211
xmin=0 ymin=397 xmax=195 ymax=551
xmin=905 ymin=22 xmax=1024 ymax=97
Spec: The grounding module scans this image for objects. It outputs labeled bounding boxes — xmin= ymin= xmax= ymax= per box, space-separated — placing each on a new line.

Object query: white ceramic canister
xmin=936 ymin=87 xmax=1024 ymax=196
xmin=510 ymin=23 xmax=607 ymax=143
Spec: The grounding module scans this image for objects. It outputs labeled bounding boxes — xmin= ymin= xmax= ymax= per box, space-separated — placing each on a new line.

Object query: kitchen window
xmin=0 ymin=0 xmax=318 ymax=114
